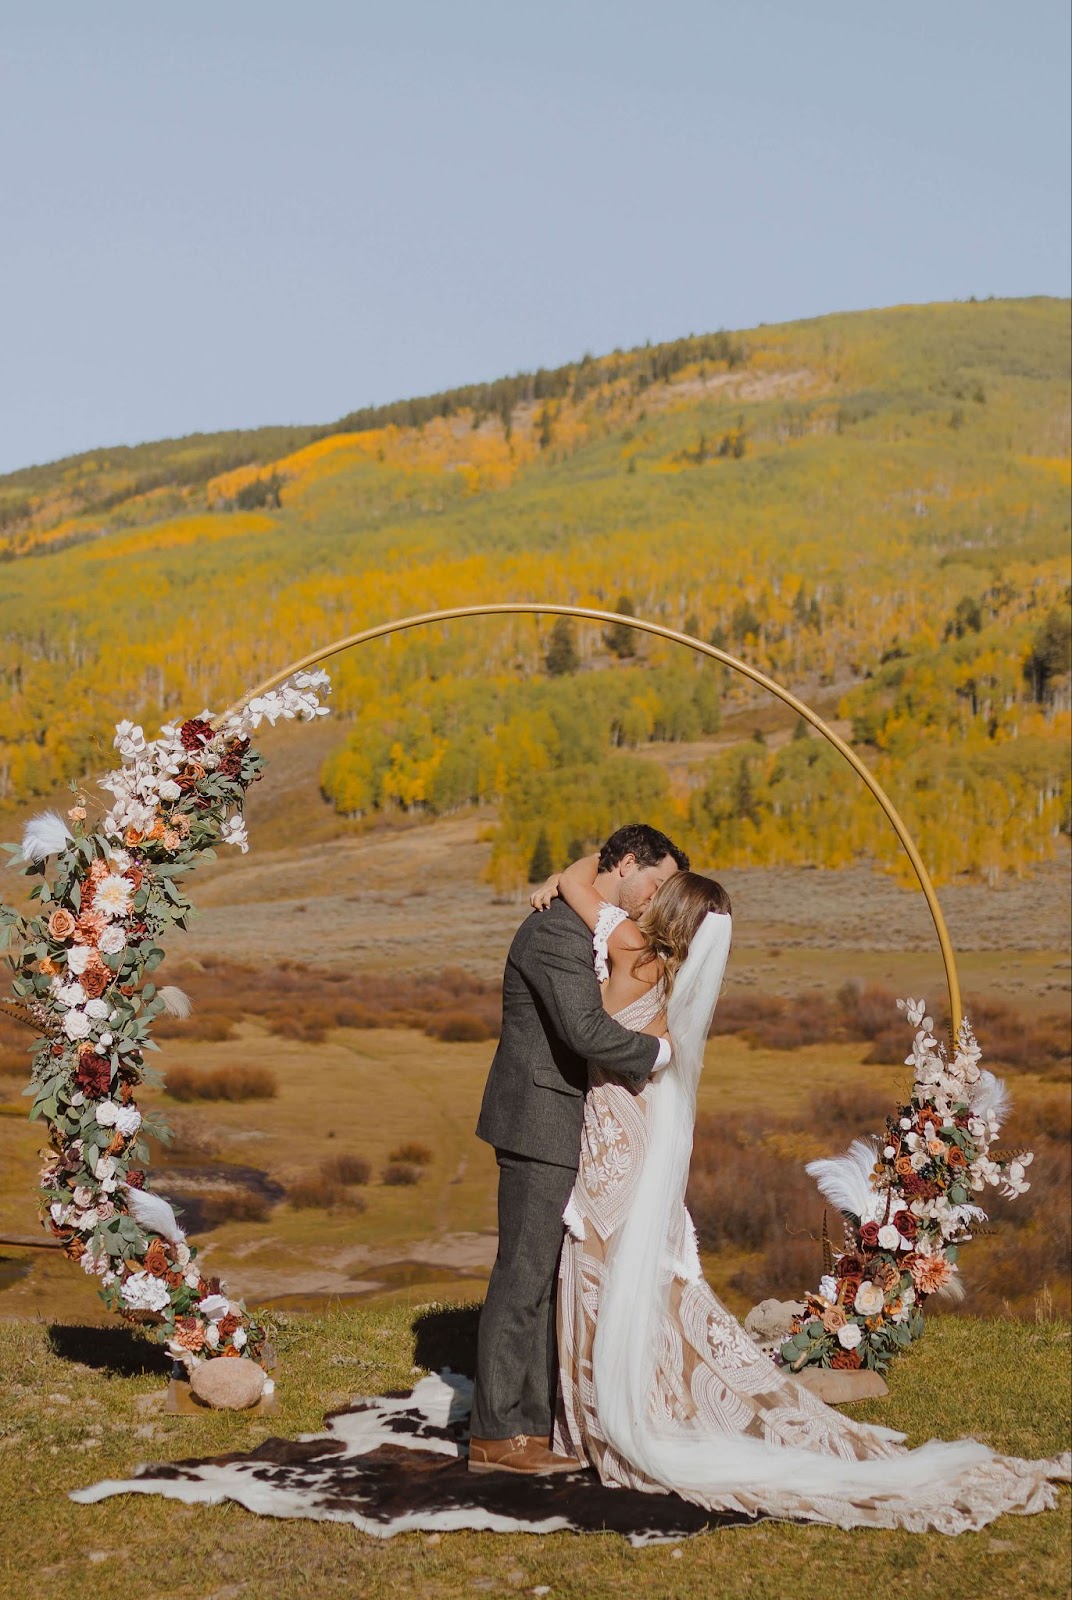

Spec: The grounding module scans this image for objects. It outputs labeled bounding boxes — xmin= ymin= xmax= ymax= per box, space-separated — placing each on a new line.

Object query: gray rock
xmin=190 ymin=1357 xmax=266 ymax=1410
xmin=793 ymin=1367 xmax=889 ymax=1402
xmin=743 ymin=1298 xmax=806 ymax=1342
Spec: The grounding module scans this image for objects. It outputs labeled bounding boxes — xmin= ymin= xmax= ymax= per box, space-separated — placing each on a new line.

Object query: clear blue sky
xmin=1 ymin=0 xmax=1069 ymax=474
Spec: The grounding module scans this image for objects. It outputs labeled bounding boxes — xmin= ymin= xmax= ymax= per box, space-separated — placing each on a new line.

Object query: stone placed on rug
xmin=743 ymin=1299 xmax=806 ymax=1345
xmin=189 ymin=1357 xmax=267 ymax=1410
xmin=793 ymin=1368 xmax=889 ymax=1402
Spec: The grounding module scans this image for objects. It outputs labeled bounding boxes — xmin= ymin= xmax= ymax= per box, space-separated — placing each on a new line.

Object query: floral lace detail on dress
xmin=592 ymin=902 xmax=629 ymax=984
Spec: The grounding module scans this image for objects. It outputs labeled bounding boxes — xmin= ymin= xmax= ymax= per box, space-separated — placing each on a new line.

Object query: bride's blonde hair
xmin=633 ymin=872 xmax=731 ymax=1001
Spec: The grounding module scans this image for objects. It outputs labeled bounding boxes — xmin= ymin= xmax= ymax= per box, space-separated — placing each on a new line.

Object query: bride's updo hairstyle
xmin=634 ymin=871 xmax=731 ymax=1001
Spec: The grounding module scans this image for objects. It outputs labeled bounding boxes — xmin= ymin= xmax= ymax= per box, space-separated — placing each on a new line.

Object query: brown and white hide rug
xmin=72 ymin=1371 xmax=755 ymax=1544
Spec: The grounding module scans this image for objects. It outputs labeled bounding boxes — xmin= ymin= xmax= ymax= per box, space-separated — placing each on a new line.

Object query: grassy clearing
xmin=0 ymin=1308 xmax=1068 ymax=1600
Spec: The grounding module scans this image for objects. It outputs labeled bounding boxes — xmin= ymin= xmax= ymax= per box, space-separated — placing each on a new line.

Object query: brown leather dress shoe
xmin=468 ymin=1434 xmax=582 ymax=1475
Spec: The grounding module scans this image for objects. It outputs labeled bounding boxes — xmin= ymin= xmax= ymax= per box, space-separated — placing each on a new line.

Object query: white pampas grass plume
xmin=936 ymin=1272 xmax=966 ymax=1303
xmin=969 ymin=1070 xmax=1011 ymax=1126
xmin=20 ymin=810 xmax=74 ymax=862
xmin=805 ymin=1138 xmax=881 ymax=1221
xmin=123 ymin=1186 xmax=186 ymax=1246
xmin=158 ymin=985 xmax=192 ymax=1019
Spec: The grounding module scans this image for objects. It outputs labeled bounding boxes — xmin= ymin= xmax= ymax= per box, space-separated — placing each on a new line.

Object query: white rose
xmin=73 ymin=1185 xmax=93 ymax=1208
xmin=837 ymin=1323 xmax=863 ymax=1350
xmin=883 ymin=1145 xmax=896 ymax=1159
xmin=158 ymin=779 xmax=183 ymax=801
xmin=50 ymin=1201 xmax=71 ymax=1225
xmin=95 ymin=1101 xmax=119 ymax=1127
xmin=901 ymin=1285 xmax=916 ymax=1307
xmin=114 ymin=1105 xmax=142 ymax=1137
xmin=232 ymin=1327 xmax=247 ymax=1349
xmin=854 ymin=1282 xmax=885 ymax=1317
xmin=818 ymin=1275 xmax=838 ymax=1302
xmin=76 ymin=1208 xmax=100 ymax=1231
xmin=198 ymin=1294 xmax=230 ymax=1321
xmin=57 ymin=981 xmax=87 ymax=1007
xmin=204 ymin=1322 xmax=220 ymax=1349
xmin=877 ymin=1225 xmax=900 ymax=1251
xmin=66 ymin=945 xmax=92 ymax=975
xmin=98 ymin=926 xmax=126 ymax=955
xmin=85 ymin=998 xmax=109 ymax=1021
xmin=63 ymin=1010 xmax=92 ymax=1041
xmin=94 ymin=1155 xmax=115 ymax=1180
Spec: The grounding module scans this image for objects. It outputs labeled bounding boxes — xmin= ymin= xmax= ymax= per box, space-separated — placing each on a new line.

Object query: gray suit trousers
xmin=469 ymin=1149 xmax=577 ymax=1440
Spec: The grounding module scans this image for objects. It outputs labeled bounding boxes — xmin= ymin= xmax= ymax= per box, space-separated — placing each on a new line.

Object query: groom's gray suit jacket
xmin=476 ymin=898 xmax=661 ymax=1168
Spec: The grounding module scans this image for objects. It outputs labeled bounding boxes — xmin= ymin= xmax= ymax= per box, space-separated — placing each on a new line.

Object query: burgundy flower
xmin=859 ymin=1221 xmax=881 ymax=1248
xmin=893 ymin=1209 xmax=918 ymax=1238
xmin=180 ymin=718 xmax=214 ymax=751
xmin=75 ymin=1051 xmax=111 ymax=1098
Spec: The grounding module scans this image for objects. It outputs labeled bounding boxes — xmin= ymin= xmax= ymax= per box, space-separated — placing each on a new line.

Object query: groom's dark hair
xmin=598 ymin=823 xmax=689 ymax=874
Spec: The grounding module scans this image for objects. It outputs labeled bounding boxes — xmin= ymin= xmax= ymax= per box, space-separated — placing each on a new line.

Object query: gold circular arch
xmin=217 ymin=604 xmax=962 ymax=1034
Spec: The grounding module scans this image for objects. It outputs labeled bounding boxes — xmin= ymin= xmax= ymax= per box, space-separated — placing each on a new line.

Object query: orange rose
xmin=38 ymin=956 xmax=58 ymax=976
xmin=124 ymin=827 xmax=144 ymax=847
xmin=831 ymin=1348 xmax=862 ymax=1370
xmin=64 ymin=1238 xmax=84 ymax=1261
xmin=47 ymin=908 xmax=77 ymax=941
xmin=218 ymin=1312 xmax=241 ymax=1339
xmin=149 ymin=819 xmax=166 ymax=841
xmin=894 ymin=1156 xmax=915 ymax=1178
xmin=143 ymin=1239 xmax=170 ymax=1276
xmin=80 ymin=961 xmax=111 ymax=999
xmin=821 ymin=1306 xmax=847 ymax=1334
xmin=947 ymin=1146 xmax=968 ymax=1169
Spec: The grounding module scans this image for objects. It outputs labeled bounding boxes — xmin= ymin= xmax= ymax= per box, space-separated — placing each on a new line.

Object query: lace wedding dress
xmin=554 ymin=907 xmax=1069 ymax=1533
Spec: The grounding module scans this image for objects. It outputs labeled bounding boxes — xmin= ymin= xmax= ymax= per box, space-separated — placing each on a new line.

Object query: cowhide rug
xmin=72 ymin=1371 xmax=755 ymax=1543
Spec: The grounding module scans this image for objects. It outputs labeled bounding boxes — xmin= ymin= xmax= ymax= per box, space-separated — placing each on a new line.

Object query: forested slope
xmin=1 ymin=297 xmax=1068 ymax=886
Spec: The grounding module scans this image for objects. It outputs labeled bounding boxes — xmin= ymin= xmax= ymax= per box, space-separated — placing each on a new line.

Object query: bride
xmin=530 ymin=856 xmax=1069 ymax=1534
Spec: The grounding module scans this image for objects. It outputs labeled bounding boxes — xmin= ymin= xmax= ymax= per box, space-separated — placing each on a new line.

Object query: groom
xmin=469 ymin=822 xmax=689 ymax=1475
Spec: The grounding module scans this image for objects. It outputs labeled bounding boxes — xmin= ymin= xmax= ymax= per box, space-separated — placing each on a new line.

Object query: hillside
xmin=0 ymin=297 xmax=1068 ymax=886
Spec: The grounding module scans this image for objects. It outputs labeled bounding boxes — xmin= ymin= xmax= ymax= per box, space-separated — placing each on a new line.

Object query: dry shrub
xmin=153 ymin=957 xmax=502 ymax=1043
xmin=805 ymin=1084 xmax=895 ymax=1137
xmin=428 ymin=1011 xmax=496 ymax=1043
xmin=320 ymin=1153 xmax=371 ymax=1185
xmin=154 ymin=1008 xmax=236 ymax=1042
xmin=382 ymin=1163 xmax=422 ymax=1187
xmin=198 ymin=1190 xmax=274 ymax=1226
xmin=388 ymin=1142 xmax=432 ymax=1166
xmin=157 ymin=1112 xmax=220 ymax=1160
xmin=165 ymin=1063 xmax=278 ymax=1102
xmin=687 ymin=1113 xmax=820 ymax=1255
xmin=287 ymin=1174 xmax=368 ymax=1211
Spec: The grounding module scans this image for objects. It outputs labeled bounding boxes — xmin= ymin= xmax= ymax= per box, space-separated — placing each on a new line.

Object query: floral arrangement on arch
xmin=0 ymin=671 xmax=331 ymax=1373
xmin=784 ymin=998 xmax=1033 ymax=1374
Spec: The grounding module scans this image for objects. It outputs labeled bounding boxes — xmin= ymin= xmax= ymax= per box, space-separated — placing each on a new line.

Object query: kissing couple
xmin=467 ymin=823 xmax=1068 ymax=1533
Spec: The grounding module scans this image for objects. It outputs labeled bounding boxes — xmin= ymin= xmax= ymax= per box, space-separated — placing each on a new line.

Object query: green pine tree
xmin=545 ymin=617 xmax=579 ymax=676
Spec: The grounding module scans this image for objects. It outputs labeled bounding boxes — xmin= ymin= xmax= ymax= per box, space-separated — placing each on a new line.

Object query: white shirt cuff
xmin=654 ymin=1037 xmax=672 ymax=1068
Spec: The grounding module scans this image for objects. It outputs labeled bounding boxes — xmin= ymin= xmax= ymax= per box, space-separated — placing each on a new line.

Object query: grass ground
xmin=1 ymin=1307 xmax=1068 ymax=1600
